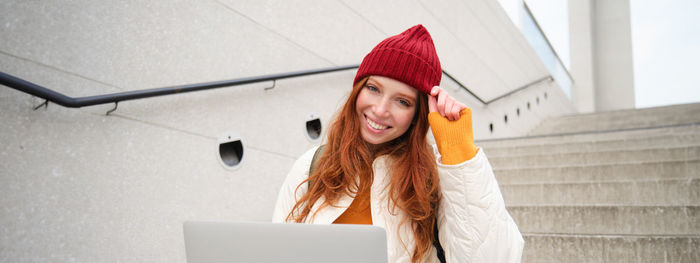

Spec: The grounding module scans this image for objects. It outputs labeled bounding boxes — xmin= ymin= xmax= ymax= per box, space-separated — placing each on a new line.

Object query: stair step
xmin=477 ymin=123 xmax=700 ymax=149
xmin=501 ymin=178 xmax=700 ymax=206
xmin=482 ymin=134 xmax=700 ymax=157
xmin=494 ymin=159 xmax=700 ymax=184
xmin=528 ymin=103 xmax=700 ymax=135
xmin=488 ymin=146 xmax=700 ymax=169
xmin=509 ymin=205 xmax=699 ymax=235
xmin=522 ymin=233 xmax=700 ymax=263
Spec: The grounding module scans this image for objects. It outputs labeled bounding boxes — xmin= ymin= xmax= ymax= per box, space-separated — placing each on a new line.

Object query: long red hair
xmin=286 ymin=77 xmax=441 ymax=263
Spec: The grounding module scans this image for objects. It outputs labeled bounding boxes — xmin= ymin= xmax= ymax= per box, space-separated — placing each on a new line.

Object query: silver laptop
xmin=183 ymin=221 xmax=388 ymax=263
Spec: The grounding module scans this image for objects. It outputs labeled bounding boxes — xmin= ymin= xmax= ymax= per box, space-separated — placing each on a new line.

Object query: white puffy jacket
xmin=272 ymin=145 xmax=524 ymax=263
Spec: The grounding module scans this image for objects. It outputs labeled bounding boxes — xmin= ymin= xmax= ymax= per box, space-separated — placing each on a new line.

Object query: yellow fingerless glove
xmin=428 ymin=108 xmax=479 ymax=165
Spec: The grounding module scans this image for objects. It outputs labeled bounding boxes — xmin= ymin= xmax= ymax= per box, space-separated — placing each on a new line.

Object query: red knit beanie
xmin=354 ymin=24 xmax=442 ymax=94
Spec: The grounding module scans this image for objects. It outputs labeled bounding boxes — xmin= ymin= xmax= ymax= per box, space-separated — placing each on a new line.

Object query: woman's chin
xmin=360 ymin=131 xmax=388 ymax=145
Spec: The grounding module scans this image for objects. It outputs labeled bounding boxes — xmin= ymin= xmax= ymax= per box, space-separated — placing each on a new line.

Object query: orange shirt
xmin=333 ymin=187 xmax=372 ymax=224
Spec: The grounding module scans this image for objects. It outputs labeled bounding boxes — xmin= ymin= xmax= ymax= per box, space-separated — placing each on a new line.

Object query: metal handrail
xmin=0 ymin=65 xmax=551 ymax=110
xmin=0 ymin=65 xmax=358 ymax=108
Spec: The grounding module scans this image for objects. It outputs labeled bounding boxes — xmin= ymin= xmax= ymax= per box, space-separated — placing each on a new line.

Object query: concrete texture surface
xmin=495 ymin=159 xmax=700 ymax=184
xmin=489 ymin=145 xmax=700 ymax=169
xmin=484 ymin=133 xmax=700 ymax=157
xmin=502 ymin=178 xmax=699 ymax=206
xmin=529 ymin=102 xmax=700 ymax=135
xmin=510 ymin=205 xmax=699 ymax=235
xmin=493 ymin=103 xmax=700 ymax=261
xmin=523 ymin=234 xmax=699 ymax=263
xmin=479 ymin=122 xmax=700 ymax=148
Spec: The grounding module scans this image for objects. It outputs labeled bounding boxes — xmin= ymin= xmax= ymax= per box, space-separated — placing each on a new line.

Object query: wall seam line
xmin=211 ymin=0 xmax=337 ymax=67
xmin=90 ymin=112 xmax=298 ymax=160
xmin=0 ymin=49 xmax=124 ymax=92
xmin=336 ymin=0 xmax=388 ymax=36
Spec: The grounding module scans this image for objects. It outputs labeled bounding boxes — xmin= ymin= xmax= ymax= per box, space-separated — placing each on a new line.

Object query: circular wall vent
xmin=305 ymin=114 xmax=322 ymax=141
xmin=218 ymin=133 xmax=244 ymax=170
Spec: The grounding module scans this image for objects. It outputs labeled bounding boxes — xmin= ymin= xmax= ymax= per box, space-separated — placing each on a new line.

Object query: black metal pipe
xmin=0 ymin=71 xmax=78 ymax=107
xmin=1 ymin=64 xmax=550 ymax=108
xmin=0 ymin=65 xmax=360 ymax=108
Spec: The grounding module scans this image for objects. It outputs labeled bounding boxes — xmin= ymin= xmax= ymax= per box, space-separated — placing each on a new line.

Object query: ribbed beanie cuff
xmin=354 ymin=25 xmax=442 ymax=94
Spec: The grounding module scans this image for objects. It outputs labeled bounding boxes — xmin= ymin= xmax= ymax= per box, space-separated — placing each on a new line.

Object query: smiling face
xmin=355 ymin=76 xmax=419 ymax=145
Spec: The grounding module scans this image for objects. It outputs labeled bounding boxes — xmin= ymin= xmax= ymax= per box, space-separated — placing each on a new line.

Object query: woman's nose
xmin=372 ymin=97 xmax=391 ymax=117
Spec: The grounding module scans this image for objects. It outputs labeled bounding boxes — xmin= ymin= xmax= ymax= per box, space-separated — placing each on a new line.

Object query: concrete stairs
xmin=478 ymin=103 xmax=700 ymax=262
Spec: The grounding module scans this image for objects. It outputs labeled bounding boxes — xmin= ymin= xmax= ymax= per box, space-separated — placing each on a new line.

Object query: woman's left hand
xmin=428 ymin=86 xmax=467 ymax=121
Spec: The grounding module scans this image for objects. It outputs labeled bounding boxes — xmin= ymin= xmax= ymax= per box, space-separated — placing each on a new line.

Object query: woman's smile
xmin=364 ymin=114 xmax=390 ymax=131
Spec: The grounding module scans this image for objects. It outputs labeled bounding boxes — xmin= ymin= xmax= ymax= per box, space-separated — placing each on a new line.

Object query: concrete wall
xmin=569 ymin=0 xmax=597 ymax=113
xmin=0 ymin=0 xmax=574 ymax=262
xmin=569 ymin=0 xmax=636 ymax=112
xmin=592 ymin=0 xmax=636 ymax=111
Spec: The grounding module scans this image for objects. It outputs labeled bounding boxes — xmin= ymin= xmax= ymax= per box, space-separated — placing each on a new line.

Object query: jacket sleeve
xmin=271 ymin=146 xmax=318 ymax=223
xmin=436 ymin=148 xmax=524 ymax=262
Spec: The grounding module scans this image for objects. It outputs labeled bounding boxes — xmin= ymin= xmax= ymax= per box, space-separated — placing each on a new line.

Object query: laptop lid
xmin=183 ymin=221 xmax=388 ymax=263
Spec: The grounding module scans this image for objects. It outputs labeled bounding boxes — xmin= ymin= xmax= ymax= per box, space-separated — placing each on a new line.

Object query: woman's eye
xmin=366 ymin=85 xmax=379 ymax=92
xmin=398 ymin=99 xmax=411 ymax=107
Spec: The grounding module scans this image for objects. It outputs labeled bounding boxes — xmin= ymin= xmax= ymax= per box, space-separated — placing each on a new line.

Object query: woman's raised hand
xmin=428 ymin=86 xmax=467 ymax=121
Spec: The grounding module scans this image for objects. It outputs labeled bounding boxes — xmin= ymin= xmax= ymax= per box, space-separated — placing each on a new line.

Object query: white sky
xmin=523 ymin=0 xmax=570 ymax=69
xmin=630 ymin=0 xmax=700 ymax=108
xmin=510 ymin=0 xmax=700 ymax=109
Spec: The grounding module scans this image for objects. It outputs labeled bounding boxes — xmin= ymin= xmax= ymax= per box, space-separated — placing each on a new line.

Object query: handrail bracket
xmin=106 ymin=102 xmax=118 ymax=115
xmin=33 ymin=99 xmax=48 ymax=110
xmin=264 ymin=80 xmax=276 ymax=91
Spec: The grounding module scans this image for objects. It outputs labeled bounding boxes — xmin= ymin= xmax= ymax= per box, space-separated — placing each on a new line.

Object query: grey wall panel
xmin=216 ymin=0 xmax=386 ymax=65
xmin=0 ymin=0 xmax=331 ymax=92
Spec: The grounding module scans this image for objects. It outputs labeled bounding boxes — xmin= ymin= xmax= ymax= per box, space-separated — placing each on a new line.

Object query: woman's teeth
xmin=367 ymin=118 xmax=388 ymax=130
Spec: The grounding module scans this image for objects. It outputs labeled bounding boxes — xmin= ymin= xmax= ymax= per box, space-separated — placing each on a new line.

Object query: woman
xmin=273 ymin=25 xmax=523 ymax=263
